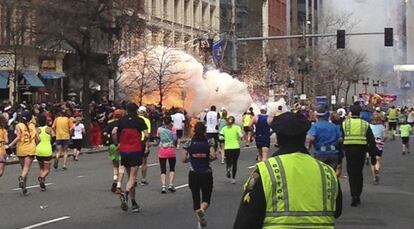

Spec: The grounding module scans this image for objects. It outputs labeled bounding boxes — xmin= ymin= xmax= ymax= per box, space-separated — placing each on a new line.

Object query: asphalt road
xmin=0 ymin=138 xmax=413 ymax=229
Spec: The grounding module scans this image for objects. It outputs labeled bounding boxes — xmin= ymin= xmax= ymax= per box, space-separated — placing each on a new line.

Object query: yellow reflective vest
xmin=388 ymin=108 xmax=398 ymax=122
xmin=342 ymin=118 xmax=368 ymax=145
xmin=255 ymin=153 xmax=338 ymax=229
xmin=139 ymin=115 xmax=151 ymax=141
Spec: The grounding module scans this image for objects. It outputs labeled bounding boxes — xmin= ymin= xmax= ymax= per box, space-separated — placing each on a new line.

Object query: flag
xmin=212 ymin=39 xmax=224 ymax=67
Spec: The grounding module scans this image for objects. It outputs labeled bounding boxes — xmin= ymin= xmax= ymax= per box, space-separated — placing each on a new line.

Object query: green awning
xmin=0 ymin=71 xmax=8 ymax=89
xmin=23 ymin=71 xmax=44 ymax=88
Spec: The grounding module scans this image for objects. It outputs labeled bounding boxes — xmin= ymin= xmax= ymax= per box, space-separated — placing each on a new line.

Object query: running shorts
xmin=36 ymin=156 xmax=52 ymax=162
xmin=402 ymin=137 xmax=409 ymax=144
xmin=120 ymin=152 xmax=143 ymax=167
xmin=176 ymin=129 xmax=184 ymax=139
xmin=109 ymin=144 xmax=121 ymax=161
xmin=388 ymin=122 xmax=397 ymax=131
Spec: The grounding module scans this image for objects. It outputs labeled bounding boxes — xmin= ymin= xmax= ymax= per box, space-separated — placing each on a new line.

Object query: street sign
xmin=331 ymin=95 xmax=336 ymax=104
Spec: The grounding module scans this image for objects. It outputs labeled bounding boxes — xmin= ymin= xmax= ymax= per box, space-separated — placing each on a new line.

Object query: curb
xmin=5 ymin=147 xmax=109 ymax=166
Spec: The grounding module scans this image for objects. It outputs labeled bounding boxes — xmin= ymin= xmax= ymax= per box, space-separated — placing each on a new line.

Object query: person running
xmin=112 ymin=103 xmax=148 ymax=212
xmin=220 ymin=116 xmax=243 ymax=184
xmin=138 ymin=106 xmax=151 ymax=186
xmin=103 ymin=110 xmax=123 ymax=193
xmin=156 ymin=117 xmax=177 ymax=193
xmin=387 ymin=106 xmax=398 ymax=140
xmin=0 ymin=115 xmax=8 ymax=177
xmin=307 ymin=106 xmax=342 ymax=170
xmin=8 ymin=111 xmax=37 ymax=195
xmin=218 ymin=110 xmax=228 ymax=164
xmin=52 ymin=110 xmax=73 ymax=170
xmin=205 ymin=106 xmax=220 ymax=155
xmin=252 ymin=105 xmax=272 ymax=162
xmin=407 ymin=108 xmax=414 ymax=127
xmin=399 ymin=118 xmax=412 ymax=155
xmin=369 ymin=115 xmax=387 ymax=184
xmin=72 ymin=117 xmax=85 ymax=161
xmin=242 ymin=111 xmax=253 ymax=147
xmin=171 ymin=109 xmax=185 ymax=148
xmin=35 ymin=115 xmax=54 ymax=191
xmin=182 ymin=122 xmax=217 ymax=228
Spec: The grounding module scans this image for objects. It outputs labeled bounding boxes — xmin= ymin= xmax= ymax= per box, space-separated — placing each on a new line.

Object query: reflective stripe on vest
xmin=342 ymin=118 xmax=368 ymax=145
xmin=257 ymin=153 xmax=338 ymax=229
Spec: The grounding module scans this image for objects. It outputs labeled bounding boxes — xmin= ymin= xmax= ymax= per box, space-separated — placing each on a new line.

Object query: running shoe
xmin=62 ymin=165 xmax=68 ymax=170
xmin=221 ymin=160 xmax=225 ymax=165
xmin=19 ymin=176 xmax=28 ymax=195
xmin=131 ymin=200 xmax=142 ymax=213
xmin=161 ymin=186 xmax=167 ymax=194
xmin=38 ymin=177 xmax=46 ymax=191
xmin=119 ymin=192 xmax=128 ymax=212
xmin=226 ymin=170 xmax=231 ymax=179
xmin=111 ymin=182 xmax=117 ymax=193
xmin=168 ymin=185 xmax=176 ymax=193
xmin=231 ymin=179 xmax=236 ymax=184
xmin=403 ymin=152 xmax=406 ymax=155
xmin=140 ymin=180 xmax=149 ymax=186
xmin=195 ymin=209 xmax=207 ymax=228
xmin=53 ymin=159 xmax=58 ymax=169
xmin=115 ymin=187 xmax=123 ymax=194
xmin=134 ymin=181 xmax=138 ymax=187
xmin=373 ymin=175 xmax=379 ymax=185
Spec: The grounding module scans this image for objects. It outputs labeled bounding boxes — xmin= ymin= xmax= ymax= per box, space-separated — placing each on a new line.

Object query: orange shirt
xmin=52 ymin=117 xmax=74 ymax=140
xmin=16 ymin=123 xmax=36 ymax=157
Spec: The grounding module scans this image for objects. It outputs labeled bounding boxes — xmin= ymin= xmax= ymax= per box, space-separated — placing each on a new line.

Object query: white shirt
xmin=206 ymin=111 xmax=219 ymax=133
xmin=408 ymin=112 xmax=414 ymax=123
xmin=171 ymin=113 xmax=185 ymax=130
xmin=72 ymin=123 xmax=85 ymax=139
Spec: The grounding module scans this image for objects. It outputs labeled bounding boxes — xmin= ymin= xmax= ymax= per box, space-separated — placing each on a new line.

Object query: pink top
xmin=157 ymin=126 xmax=177 ymax=158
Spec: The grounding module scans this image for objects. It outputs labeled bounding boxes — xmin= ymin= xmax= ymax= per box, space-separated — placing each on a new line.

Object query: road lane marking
xmin=77 ymin=175 xmax=85 ymax=178
xmin=20 ymin=216 xmax=71 ymax=229
xmin=248 ymin=165 xmax=256 ymax=169
xmin=148 ymin=163 xmax=159 ymax=167
xmin=175 ymin=184 xmax=189 ymax=190
xmin=12 ymin=183 xmax=54 ymax=191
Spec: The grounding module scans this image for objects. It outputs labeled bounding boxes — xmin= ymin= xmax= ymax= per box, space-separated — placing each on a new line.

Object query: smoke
xmin=117 ymin=47 xmax=254 ymax=117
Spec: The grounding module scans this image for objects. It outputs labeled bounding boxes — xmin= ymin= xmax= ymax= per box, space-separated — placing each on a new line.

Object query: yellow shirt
xmin=53 ymin=117 xmax=74 ymax=140
xmin=243 ymin=114 xmax=253 ymax=127
xmin=16 ymin=123 xmax=36 ymax=157
xmin=0 ymin=128 xmax=7 ymax=157
xmin=139 ymin=115 xmax=151 ymax=141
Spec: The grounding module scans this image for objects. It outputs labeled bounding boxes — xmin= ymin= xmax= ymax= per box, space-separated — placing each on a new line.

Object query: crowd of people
xmin=0 ymin=98 xmax=412 ymax=228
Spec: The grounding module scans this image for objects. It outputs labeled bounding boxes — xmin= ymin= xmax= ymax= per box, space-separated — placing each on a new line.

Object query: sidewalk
xmin=5 ymin=146 xmax=109 ymax=165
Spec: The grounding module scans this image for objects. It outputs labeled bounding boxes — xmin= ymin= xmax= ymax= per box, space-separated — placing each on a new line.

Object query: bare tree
xmin=32 ymin=0 xmax=144 ymax=146
xmin=147 ymin=47 xmax=187 ymax=107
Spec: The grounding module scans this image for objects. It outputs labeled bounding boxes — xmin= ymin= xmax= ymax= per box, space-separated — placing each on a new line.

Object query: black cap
xmin=272 ymin=112 xmax=311 ymax=136
xmin=126 ymin=103 xmax=138 ymax=113
xmin=350 ymin=104 xmax=362 ymax=116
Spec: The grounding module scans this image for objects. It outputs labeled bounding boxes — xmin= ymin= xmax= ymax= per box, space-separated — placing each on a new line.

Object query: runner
xmin=112 ymin=103 xmax=148 ymax=212
xmin=399 ymin=118 xmax=412 ymax=155
xmin=407 ymin=108 xmax=414 ymax=127
xmin=156 ymin=117 xmax=177 ymax=193
xmin=8 ymin=111 xmax=37 ymax=195
xmin=103 ymin=110 xmax=123 ymax=193
xmin=0 ymin=115 xmax=8 ymax=177
xmin=252 ymin=105 xmax=273 ymax=162
xmin=218 ymin=110 xmax=228 ymax=164
xmin=369 ymin=115 xmax=387 ymax=184
xmin=171 ymin=109 xmax=185 ymax=148
xmin=138 ymin=106 xmax=151 ymax=186
xmin=387 ymin=106 xmax=398 ymax=140
xmin=242 ymin=111 xmax=253 ymax=147
xmin=71 ymin=117 xmax=85 ymax=161
xmin=182 ymin=122 xmax=217 ymax=228
xmin=35 ymin=115 xmax=54 ymax=191
xmin=219 ymin=116 xmax=243 ymax=184
xmin=205 ymin=106 xmax=220 ymax=155
xmin=52 ymin=110 xmax=74 ymax=170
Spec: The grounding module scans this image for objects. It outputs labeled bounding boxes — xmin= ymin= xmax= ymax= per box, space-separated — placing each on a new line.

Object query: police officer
xmin=342 ymin=104 xmax=377 ymax=207
xmin=307 ymin=106 xmax=343 ymax=169
xmin=234 ymin=112 xmax=342 ymax=229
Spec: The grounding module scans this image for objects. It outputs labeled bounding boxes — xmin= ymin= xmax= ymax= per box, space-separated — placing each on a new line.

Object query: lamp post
xmin=298 ymin=56 xmax=310 ymax=95
xmin=372 ymin=80 xmax=380 ymax=93
xmin=362 ymin=78 xmax=370 ymax=93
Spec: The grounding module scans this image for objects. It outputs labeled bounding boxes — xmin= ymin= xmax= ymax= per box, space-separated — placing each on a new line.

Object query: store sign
xmin=0 ymin=53 xmax=15 ymax=70
xmin=40 ymin=59 xmax=56 ymax=71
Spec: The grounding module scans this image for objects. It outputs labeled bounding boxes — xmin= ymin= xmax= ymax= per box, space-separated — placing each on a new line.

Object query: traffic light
xmin=385 ymin=28 xmax=393 ymax=47
xmin=337 ymin=30 xmax=345 ymax=49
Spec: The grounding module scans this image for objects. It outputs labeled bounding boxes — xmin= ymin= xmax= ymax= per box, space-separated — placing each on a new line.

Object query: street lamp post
xmin=372 ymin=80 xmax=380 ymax=93
xmin=362 ymin=78 xmax=370 ymax=93
xmin=298 ymin=57 xmax=310 ymax=95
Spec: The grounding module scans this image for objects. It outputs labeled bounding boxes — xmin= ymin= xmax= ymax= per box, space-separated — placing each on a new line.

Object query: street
xmin=0 ymin=138 xmax=413 ymax=229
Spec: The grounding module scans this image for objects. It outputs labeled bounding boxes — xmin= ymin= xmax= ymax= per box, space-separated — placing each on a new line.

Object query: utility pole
xmin=231 ymin=0 xmax=238 ymax=74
